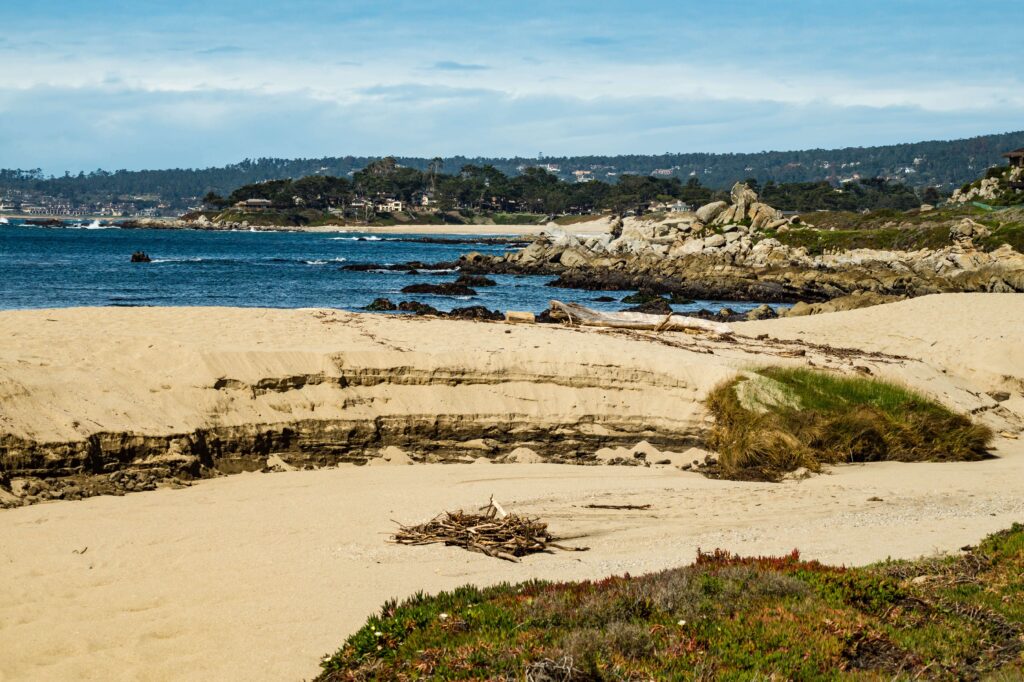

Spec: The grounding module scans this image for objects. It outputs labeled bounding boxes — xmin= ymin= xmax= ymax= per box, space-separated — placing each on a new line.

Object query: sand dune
xmin=0 ymin=293 xmax=1022 ymax=680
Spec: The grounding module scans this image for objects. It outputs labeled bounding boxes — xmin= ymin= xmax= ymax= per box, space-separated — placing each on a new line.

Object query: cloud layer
xmin=0 ymin=1 xmax=1021 ymax=172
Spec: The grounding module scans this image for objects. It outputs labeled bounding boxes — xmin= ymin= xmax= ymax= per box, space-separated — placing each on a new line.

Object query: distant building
xmin=376 ymin=199 xmax=404 ymax=213
xmin=1003 ymin=148 xmax=1024 ymax=168
xmin=667 ymin=201 xmax=692 ymax=213
xmin=234 ymin=198 xmax=273 ymax=210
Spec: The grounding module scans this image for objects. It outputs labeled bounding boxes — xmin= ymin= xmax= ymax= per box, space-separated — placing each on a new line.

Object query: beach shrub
xmin=316 ymin=525 xmax=1024 ymax=680
xmin=705 ymin=367 xmax=992 ymax=482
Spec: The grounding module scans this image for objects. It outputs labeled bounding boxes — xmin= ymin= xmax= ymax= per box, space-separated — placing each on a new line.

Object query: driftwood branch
xmin=391 ymin=499 xmax=588 ymax=562
xmin=548 ymin=300 xmax=733 ymax=335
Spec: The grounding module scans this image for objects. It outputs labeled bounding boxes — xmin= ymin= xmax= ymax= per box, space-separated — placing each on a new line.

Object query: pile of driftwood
xmin=392 ymin=498 xmax=588 ymax=562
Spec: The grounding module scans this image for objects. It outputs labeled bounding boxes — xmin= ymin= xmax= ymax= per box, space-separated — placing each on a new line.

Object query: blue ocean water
xmin=0 ymin=219 xmax=777 ymax=315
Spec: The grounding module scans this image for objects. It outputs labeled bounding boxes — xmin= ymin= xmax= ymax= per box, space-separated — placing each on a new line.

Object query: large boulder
xmin=749 ymin=202 xmax=782 ymax=230
xmin=730 ymin=182 xmax=759 ymax=214
xmin=950 ymin=218 xmax=990 ymax=246
xmin=695 ymin=200 xmax=728 ymax=223
xmin=703 ymin=234 xmax=726 ymax=248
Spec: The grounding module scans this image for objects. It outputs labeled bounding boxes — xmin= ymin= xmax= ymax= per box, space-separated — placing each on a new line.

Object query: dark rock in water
xmin=365 ymin=298 xmax=398 ymax=311
xmin=447 ymin=306 xmax=504 ymax=321
xmin=397 ymin=301 xmax=440 ymax=315
xmin=623 ymin=297 xmax=673 ymax=315
xmin=343 ymin=260 xmax=458 ymax=272
xmin=130 ymin=251 xmax=152 ymax=263
xmin=593 ymin=296 xmax=616 ymax=302
xmin=401 ymin=283 xmax=477 ymax=296
xmin=668 ymin=293 xmax=695 ymax=305
xmin=717 ymin=307 xmax=737 ymax=318
xmin=454 ymin=274 xmax=497 ymax=287
xmin=621 ymin=288 xmax=665 ymax=304
xmin=405 ymin=269 xmax=419 ymax=275
xmin=26 ymin=218 xmax=62 ymax=227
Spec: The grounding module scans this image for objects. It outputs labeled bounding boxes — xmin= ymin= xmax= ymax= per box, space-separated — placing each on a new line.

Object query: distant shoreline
xmin=3 ymin=214 xmax=613 ymax=236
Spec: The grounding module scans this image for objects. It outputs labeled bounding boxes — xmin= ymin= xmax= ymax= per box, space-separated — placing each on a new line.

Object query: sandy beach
xmin=1 ymin=294 xmax=1022 ymax=680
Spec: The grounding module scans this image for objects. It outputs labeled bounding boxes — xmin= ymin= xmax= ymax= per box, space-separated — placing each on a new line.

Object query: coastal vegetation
xmin=705 ymin=368 xmax=993 ymax=482
xmin=192 ymin=164 xmax=936 ymax=229
xmin=763 ymin=204 xmax=1024 ymax=254
xmin=317 ymin=524 xmax=1024 ymax=680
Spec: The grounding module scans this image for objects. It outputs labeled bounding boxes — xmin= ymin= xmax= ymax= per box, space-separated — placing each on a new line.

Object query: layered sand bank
xmin=3 ymin=295 xmax=1021 ymax=496
xmin=0 ymin=294 xmax=1022 ymax=680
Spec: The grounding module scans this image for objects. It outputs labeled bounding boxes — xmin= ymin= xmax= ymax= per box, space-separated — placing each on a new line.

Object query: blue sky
xmin=1 ymin=0 xmax=1022 ymax=173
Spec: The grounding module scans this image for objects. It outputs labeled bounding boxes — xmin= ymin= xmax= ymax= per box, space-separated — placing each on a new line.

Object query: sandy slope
xmin=0 ymin=293 xmax=1023 ymax=681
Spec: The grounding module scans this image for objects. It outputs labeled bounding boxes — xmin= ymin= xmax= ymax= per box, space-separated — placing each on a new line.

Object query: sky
xmin=1 ymin=0 xmax=1022 ymax=174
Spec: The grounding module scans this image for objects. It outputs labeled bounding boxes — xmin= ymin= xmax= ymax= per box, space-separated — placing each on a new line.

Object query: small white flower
xmin=374 ymin=630 xmax=383 ymax=637
xmin=677 ymin=620 xmax=687 ymax=626
xmin=439 ymin=613 xmax=449 ymax=620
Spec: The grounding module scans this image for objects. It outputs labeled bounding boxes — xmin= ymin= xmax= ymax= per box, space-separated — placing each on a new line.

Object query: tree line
xmin=207 ymin=158 xmax=926 ymax=216
xmin=2 ymin=130 xmax=1022 ymax=210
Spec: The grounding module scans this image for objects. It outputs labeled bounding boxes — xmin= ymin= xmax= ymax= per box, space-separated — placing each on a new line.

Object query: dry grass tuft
xmin=706 ymin=367 xmax=993 ymax=481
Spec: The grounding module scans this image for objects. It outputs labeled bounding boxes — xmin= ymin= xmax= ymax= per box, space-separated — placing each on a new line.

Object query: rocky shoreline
xmin=453 ymin=184 xmax=1024 ymax=306
xmin=337 ymin=184 xmax=1023 ymax=320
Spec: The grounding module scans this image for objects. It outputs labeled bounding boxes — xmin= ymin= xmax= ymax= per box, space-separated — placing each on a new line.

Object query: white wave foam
xmin=327 ymin=236 xmax=383 ymax=241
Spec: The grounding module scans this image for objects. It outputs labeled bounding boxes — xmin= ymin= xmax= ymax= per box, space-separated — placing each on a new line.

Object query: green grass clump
xmin=765 ymin=225 xmax=952 ymax=255
xmin=316 ymin=525 xmax=1024 ymax=681
xmin=705 ymin=367 xmax=992 ymax=482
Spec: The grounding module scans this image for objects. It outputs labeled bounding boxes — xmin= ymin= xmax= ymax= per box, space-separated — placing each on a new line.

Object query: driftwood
xmin=548 ymin=300 xmax=732 ymax=335
xmin=391 ymin=497 xmax=588 ymax=562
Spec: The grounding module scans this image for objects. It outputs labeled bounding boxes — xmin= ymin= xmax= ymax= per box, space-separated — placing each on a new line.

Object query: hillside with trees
xmin=205 ymin=160 xmax=932 ymax=225
xmin=2 ymin=130 xmax=1022 ymax=214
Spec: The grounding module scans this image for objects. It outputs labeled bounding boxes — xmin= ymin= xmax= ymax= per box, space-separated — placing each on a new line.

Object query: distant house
xmin=667 ymin=201 xmax=692 ymax=213
xmin=234 ymin=198 xmax=273 ymax=210
xmin=375 ymin=199 xmax=404 ymax=213
xmin=1003 ymin=148 xmax=1024 ymax=168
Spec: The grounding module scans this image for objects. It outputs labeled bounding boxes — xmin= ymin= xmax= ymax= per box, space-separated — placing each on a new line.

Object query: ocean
xmin=0 ymin=219 xmax=778 ymax=315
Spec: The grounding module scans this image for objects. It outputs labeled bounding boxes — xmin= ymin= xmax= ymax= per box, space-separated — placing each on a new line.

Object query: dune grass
xmin=704 ymin=367 xmax=993 ymax=482
xmin=316 ymin=524 xmax=1024 ymax=680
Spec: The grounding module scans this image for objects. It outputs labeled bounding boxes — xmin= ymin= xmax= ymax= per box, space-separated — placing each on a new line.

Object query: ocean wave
xmin=302 ymin=257 xmax=348 ymax=265
xmin=327 ymin=235 xmax=385 ymax=241
xmin=149 ymin=257 xmax=210 ymax=264
xmin=67 ymin=220 xmax=118 ymax=230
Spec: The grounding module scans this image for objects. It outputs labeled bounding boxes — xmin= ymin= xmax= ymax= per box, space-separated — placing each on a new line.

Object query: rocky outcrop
xmin=950 ymin=166 xmax=1024 ymax=204
xmin=455 ymin=183 xmax=1024 ymax=303
xmin=400 ymin=282 xmax=477 ymax=296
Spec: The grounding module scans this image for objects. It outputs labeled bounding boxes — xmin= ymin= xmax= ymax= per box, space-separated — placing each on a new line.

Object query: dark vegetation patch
xmin=705 ymin=367 xmax=993 ymax=482
xmin=317 ymin=525 xmax=1024 ymax=681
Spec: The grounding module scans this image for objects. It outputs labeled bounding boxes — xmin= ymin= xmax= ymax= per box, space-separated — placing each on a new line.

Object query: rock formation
xmin=458 ymin=183 xmax=1024 ymax=303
